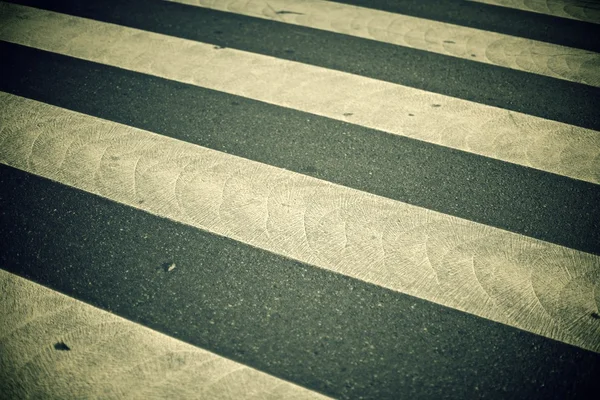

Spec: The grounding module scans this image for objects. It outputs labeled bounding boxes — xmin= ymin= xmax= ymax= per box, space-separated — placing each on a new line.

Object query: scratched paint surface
xmin=1 ymin=93 xmax=598 ymax=353
xmin=167 ymin=0 xmax=600 ymax=86
xmin=0 ymin=270 xmax=330 ymax=399
xmin=468 ymin=0 xmax=600 ymax=24
xmin=1 ymin=3 xmax=598 ymax=184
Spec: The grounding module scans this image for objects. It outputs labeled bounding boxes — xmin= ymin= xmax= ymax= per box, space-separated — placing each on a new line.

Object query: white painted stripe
xmin=1 ymin=92 xmax=598 ymax=353
xmin=1 ymin=3 xmax=598 ymax=184
xmin=166 ymin=0 xmax=600 ymax=85
xmin=468 ymin=0 xmax=600 ymax=24
xmin=0 ymin=269 xmax=331 ymax=399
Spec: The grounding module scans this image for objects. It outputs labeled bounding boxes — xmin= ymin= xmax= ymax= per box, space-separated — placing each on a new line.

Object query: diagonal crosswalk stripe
xmin=2 ymin=92 xmax=599 ymax=353
xmin=1 ymin=0 xmax=600 ymax=398
xmin=4 ymin=161 xmax=598 ymax=399
xmin=4 ymin=39 xmax=598 ymax=256
xmin=166 ymin=0 xmax=600 ymax=86
xmin=1 ymin=2 xmax=599 ymax=184
xmin=468 ymin=0 xmax=600 ymax=24
xmin=6 ymin=0 xmax=599 ymax=129
xmin=0 ymin=269 xmax=330 ymax=399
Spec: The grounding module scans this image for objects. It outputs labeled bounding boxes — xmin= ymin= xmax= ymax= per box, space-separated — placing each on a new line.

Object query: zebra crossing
xmin=467 ymin=0 xmax=600 ymax=23
xmin=1 ymin=0 xmax=599 ymax=398
xmin=167 ymin=0 xmax=600 ymax=85
xmin=3 ymin=2 xmax=600 ymax=183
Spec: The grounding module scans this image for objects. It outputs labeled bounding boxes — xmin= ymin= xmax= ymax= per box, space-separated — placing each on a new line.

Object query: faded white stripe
xmin=468 ymin=0 xmax=600 ymax=24
xmin=1 ymin=92 xmax=598 ymax=353
xmin=0 ymin=269 xmax=331 ymax=399
xmin=167 ymin=0 xmax=600 ymax=85
xmin=1 ymin=3 xmax=598 ymax=184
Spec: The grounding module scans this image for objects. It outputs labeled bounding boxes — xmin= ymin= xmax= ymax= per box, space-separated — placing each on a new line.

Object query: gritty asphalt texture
xmin=8 ymin=0 xmax=600 ymax=130
xmin=338 ymin=0 xmax=600 ymax=52
xmin=1 ymin=164 xmax=599 ymax=400
xmin=1 ymin=1 xmax=600 ymax=399
xmin=2 ymin=41 xmax=599 ymax=255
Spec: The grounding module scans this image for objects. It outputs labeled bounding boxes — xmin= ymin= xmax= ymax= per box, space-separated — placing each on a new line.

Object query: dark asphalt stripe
xmin=5 ymin=0 xmax=600 ymax=130
xmin=2 ymin=41 xmax=599 ymax=255
xmin=0 ymin=273 xmax=328 ymax=399
xmin=333 ymin=0 xmax=600 ymax=52
xmin=1 ymin=163 xmax=599 ymax=400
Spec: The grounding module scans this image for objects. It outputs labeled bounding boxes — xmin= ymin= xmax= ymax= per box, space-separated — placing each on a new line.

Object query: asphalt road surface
xmin=1 ymin=0 xmax=599 ymax=399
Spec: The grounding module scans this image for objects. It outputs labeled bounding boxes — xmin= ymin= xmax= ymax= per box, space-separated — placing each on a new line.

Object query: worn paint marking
xmin=0 ymin=269 xmax=330 ymax=399
xmin=168 ymin=0 xmax=600 ymax=85
xmin=0 ymin=3 xmax=598 ymax=183
xmin=1 ymin=93 xmax=599 ymax=353
xmin=467 ymin=0 xmax=600 ymax=24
